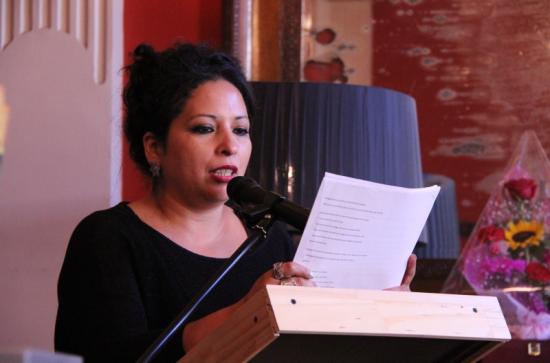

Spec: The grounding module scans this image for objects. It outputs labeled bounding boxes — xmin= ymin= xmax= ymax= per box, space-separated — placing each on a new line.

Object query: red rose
xmin=504 ymin=178 xmax=537 ymax=200
xmin=477 ymin=226 xmax=505 ymax=243
xmin=526 ymin=262 xmax=550 ymax=283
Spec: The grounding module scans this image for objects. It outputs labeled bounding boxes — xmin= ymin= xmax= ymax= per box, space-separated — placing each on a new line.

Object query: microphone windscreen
xmin=228 ymin=176 xmax=310 ymax=231
xmin=227 ymin=176 xmax=262 ymax=203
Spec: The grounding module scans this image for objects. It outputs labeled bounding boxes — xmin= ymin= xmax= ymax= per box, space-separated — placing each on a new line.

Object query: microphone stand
xmin=137 ymin=206 xmax=276 ymax=363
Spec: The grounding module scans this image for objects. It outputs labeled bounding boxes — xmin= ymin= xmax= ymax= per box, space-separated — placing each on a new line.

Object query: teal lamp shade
xmin=248 ymin=82 xmax=424 ymax=202
xmin=247 ymin=82 xmax=428 ymax=242
xmin=419 ymin=174 xmax=461 ymax=258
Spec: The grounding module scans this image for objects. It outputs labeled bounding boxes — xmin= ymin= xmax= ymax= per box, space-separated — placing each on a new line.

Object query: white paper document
xmin=293 ymin=173 xmax=440 ymax=290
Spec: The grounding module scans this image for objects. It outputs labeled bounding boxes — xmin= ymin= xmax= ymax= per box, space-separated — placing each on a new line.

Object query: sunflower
xmin=505 ymin=220 xmax=544 ymax=250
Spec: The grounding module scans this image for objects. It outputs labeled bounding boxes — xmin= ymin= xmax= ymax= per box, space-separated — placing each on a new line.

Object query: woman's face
xmin=152 ymin=79 xmax=252 ymax=206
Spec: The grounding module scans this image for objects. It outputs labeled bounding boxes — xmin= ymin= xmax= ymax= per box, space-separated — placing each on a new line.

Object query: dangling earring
xmin=149 ymin=163 xmax=160 ymax=178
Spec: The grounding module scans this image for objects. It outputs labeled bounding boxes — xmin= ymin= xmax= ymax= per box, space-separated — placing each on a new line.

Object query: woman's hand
xmin=245 ymin=261 xmax=316 ymax=299
xmin=183 ymin=261 xmax=314 ymax=351
xmin=385 ymin=254 xmax=417 ymax=291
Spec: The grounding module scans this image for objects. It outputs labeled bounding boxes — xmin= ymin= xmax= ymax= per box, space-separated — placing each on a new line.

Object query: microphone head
xmin=227 ymin=176 xmax=262 ymax=203
xmin=228 ymin=176 xmax=309 ymax=231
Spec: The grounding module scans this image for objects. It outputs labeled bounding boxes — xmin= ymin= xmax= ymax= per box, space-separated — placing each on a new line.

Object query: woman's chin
xmin=203 ymin=189 xmax=230 ymax=205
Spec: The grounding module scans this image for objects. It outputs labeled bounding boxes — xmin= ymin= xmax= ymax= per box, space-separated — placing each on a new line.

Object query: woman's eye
xmin=191 ymin=125 xmax=214 ymax=134
xmin=233 ymin=127 xmax=249 ymax=136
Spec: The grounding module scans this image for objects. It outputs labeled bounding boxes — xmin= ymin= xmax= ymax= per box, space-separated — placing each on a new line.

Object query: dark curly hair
xmin=123 ymin=43 xmax=254 ymax=176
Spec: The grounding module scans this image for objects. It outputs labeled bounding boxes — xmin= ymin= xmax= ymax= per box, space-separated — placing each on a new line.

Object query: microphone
xmin=227 ymin=176 xmax=310 ymax=231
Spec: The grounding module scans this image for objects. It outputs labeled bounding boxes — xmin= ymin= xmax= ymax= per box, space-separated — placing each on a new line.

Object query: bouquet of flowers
xmin=444 ymin=131 xmax=550 ymax=340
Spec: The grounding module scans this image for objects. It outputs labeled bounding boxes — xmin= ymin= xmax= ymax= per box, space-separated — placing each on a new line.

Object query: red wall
xmin=122 ymin=0 xmax=224 ymax=201
xmin=370 ymin=1 xmax=550 ymax=240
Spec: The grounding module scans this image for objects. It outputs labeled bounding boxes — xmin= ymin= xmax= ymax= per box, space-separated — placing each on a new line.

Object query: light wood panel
xmin=180 ymin=286 xmax=510 ymax=362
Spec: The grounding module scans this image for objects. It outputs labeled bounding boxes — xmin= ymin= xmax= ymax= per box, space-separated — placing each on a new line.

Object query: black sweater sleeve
xmin=55 ymin=205 xmax=295 ymax=362
xmin=54 ymin=211 xmax=183 ymax=363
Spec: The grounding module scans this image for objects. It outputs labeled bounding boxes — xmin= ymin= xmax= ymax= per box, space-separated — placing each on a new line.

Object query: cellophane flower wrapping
xmin=443 ymin=130 xmax=550 ymax=340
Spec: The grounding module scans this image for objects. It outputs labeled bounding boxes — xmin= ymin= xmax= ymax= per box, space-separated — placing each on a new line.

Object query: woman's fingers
xmin=294 ymin=277 xmax=316 ymax=287
xmin=384 ymin=284 xmax=410 ymax=291
xmin=279 ymin=276 xmax=317 ymax=287
xmin=272 ymin=261 xmax=313 ymax=280
xmin=269 ymin=261 xmax=316 ymax=287
xmin=385 ymin=254 xmax=417 ymax=291
xmin=270 ymin=256 xmax=414 ymax=290
xmin=400 ymin=254 xmax=417 ymax=287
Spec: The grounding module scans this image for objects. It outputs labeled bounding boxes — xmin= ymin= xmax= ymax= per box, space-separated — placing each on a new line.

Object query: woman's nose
xmin=217 ymin=130 xmax=238 ymax=156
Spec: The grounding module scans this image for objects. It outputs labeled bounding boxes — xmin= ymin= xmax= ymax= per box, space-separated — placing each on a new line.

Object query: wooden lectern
xmin=179 ymin=286 xmax=510 ymax=363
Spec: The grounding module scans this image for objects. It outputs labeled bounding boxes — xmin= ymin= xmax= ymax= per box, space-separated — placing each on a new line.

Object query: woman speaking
xmin=54 ymin=43 xmax=415 ymax=362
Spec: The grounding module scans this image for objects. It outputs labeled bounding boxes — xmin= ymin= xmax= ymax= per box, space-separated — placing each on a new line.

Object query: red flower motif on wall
xmin=303 ymin=58 xmax=348 ymax=84
xmin=315 ymin=28 xmax=336 ymax=45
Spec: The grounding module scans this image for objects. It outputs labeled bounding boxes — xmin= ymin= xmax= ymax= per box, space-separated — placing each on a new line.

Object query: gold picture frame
xmin=224 ymin=0 xmax=373 ymax=84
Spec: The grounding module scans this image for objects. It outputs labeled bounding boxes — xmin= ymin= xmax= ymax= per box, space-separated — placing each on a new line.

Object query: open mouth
xmin=213 ymin=169 xmax=235 ymax=177
xmin=210 ymin=165 xmax=238 ymax=177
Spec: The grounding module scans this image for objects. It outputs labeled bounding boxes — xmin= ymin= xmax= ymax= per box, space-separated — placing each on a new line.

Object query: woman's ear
xmin=143 ymin=131 xmax=162 ymax=166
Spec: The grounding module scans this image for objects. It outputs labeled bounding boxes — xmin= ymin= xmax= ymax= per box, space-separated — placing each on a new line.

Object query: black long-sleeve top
xmin=55 ymin=202 xmax=295 ymax=362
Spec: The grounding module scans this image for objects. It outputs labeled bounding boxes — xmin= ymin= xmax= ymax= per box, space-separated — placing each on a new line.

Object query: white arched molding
xmin=0 ymin=0 xmax=122 ymax=350
xmin=1 ymin=0 xmax=109 ymax=85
